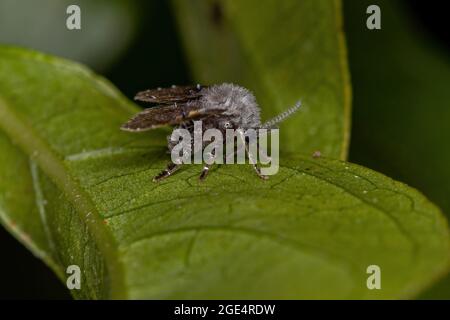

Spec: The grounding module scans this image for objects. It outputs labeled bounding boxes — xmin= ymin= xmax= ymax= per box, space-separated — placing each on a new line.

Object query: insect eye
xmin=224 ymin=122 xmax=233 ymax=129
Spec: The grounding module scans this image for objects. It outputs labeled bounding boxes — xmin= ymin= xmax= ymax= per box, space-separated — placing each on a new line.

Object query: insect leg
xmin=239 ymin=132 xmax=268 ymax=180
xmin=249 ymin=159 xmax=268 ymax=180
xmin=153 ymin=162 xmax=180 ymax=182
xmin=199 ymin=151 xmax=216 ymax=181
xmin=199 ymin=164 xmax=211 ymax=181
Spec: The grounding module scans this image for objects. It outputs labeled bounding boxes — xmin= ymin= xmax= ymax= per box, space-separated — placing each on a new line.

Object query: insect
xmin=121 ymin=83 xmax=301 ymax=182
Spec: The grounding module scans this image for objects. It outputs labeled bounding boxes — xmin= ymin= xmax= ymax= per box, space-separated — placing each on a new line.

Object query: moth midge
xmin=121 ymin=83 xmax=302 ymax=182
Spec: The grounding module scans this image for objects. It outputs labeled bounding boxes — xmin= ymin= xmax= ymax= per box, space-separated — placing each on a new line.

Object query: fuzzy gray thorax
xmin=199 ymin=83 xmax=261 ymax=129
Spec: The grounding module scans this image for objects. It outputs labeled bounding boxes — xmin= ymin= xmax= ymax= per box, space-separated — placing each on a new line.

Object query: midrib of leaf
xmin=333 ymin=0 xmax=352 ymax=160
xmin=0 ymin=93 xmax=127 ymax=299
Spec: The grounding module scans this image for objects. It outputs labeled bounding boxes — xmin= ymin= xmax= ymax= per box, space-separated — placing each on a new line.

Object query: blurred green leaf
xmin=171 ymin=0 xmax=352 ymax=160
xmin=0 ymin=0 xmax=140 ymax=71
xmin=0 ymin=47 xmax=449 ymax=299
xmin=344 ymin=0 xmax=450 ymax=297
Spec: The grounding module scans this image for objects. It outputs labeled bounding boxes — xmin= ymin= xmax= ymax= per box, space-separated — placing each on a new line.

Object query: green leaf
xmin=171 ymin=0 xmax=352 ymax=160
xmin=344 ymin=0 xmax=450 ymax=297
xmin=0 ymin=47 xmax=448 ymax=299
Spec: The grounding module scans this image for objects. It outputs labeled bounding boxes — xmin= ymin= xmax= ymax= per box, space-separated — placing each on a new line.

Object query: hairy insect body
xmin=166 ymin=84 xmax=260 ymax=157
xmin=200 ymin=84 xmax=261 ymax=129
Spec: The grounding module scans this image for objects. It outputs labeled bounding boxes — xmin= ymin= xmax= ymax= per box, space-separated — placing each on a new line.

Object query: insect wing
xmin=120 ymin=103 xmax=223 ymax=132
xmin=134 ymin=85 xmax=207 ymax=104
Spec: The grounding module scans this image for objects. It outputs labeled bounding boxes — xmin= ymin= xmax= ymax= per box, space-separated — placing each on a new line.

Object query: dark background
xmin=0 ymin=0 xmax=448 ymax=299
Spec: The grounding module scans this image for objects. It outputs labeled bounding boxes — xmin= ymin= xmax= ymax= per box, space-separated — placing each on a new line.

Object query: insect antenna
xmin=260 ymin=101 xmax=302 ymax=129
